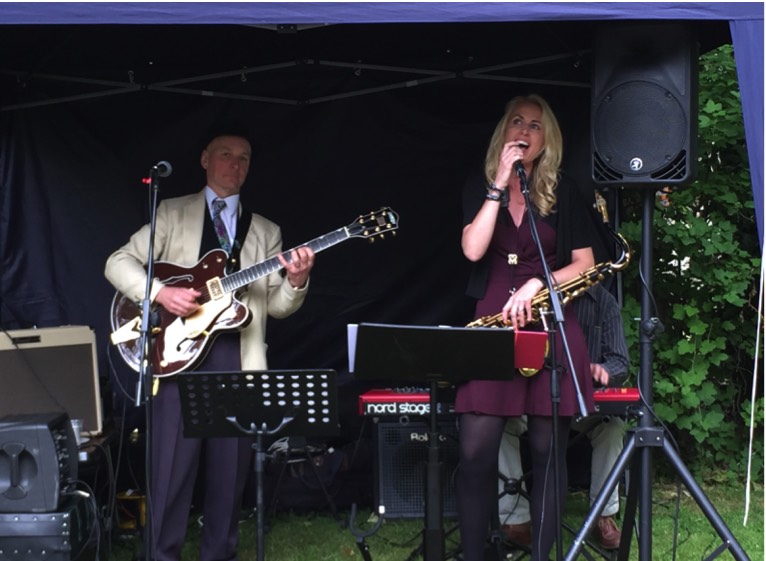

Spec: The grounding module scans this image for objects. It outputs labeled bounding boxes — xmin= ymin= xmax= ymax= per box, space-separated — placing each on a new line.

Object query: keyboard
xmin=359 ymin=387 xmax=640 ymax=417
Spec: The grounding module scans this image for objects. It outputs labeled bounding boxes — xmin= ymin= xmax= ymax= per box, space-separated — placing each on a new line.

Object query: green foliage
xmin=618 ymin=44 xmax=763 ymax=482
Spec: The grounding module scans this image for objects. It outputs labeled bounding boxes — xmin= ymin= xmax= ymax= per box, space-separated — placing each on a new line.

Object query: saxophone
xmin=466 ymin=229 xmax=630 ymax=328
xmin=466 ymin=191 xmax=631 ymax=373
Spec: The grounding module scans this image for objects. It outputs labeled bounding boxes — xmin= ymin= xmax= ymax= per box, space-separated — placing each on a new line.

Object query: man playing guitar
xmin=105 ymin=124 xmax=314 ymax=561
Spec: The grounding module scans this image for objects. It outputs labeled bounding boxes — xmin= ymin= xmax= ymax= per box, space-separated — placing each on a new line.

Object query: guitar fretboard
xmin=220 ymin=227 xmax=349 ymax=293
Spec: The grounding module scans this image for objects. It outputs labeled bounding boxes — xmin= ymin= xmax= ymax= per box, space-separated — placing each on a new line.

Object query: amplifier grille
xmin=375 ymin=419 xmax=459 ymax=519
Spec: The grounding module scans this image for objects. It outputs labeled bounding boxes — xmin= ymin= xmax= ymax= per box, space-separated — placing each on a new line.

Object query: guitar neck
xmin=221 ymin=227 xmax=350 ymax=293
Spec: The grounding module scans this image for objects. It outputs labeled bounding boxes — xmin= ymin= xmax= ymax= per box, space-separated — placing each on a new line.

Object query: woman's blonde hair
xmin=484 ymin=94 xmax=563 ymax=216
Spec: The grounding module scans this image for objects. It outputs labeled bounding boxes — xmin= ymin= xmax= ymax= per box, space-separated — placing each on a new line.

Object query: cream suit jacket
xmin=104 ymin=190 xmax=307 ymax=371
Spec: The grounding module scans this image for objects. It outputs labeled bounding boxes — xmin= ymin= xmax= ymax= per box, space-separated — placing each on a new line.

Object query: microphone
xmin=513 ymin=160 xmax=526 ymax=177
xmin=152 ymin=160 xmax=173 ymax=178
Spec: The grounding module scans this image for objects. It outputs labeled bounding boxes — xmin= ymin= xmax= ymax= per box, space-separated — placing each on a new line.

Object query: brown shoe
xmin=594 ymin=516 xmax=622 ymax=549
xmin=501 ymin=521 xmax=532 ymax=547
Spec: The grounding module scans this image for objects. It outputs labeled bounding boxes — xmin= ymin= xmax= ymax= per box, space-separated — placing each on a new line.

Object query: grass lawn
xmin=109 ymin=480 xmax=763 ymax=561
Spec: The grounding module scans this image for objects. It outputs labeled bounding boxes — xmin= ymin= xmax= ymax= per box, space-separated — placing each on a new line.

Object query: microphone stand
xmin=516 ymin=164 xmax=587 ymax=561
xmin=136 ymin=165 xmax=164 ymax=561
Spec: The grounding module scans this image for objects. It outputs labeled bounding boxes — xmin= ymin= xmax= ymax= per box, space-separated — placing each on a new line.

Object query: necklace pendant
xmin=507 ymin=253 xmax=518 ymax=266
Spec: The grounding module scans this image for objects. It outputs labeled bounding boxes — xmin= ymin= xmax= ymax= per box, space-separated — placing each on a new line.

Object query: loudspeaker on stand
xmin=591 ymin=22 xmax=699 ymax=185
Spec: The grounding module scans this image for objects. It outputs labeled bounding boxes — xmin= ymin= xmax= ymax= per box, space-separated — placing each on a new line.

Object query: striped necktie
xmin=212 ymin=198 xmax=232 ymax=253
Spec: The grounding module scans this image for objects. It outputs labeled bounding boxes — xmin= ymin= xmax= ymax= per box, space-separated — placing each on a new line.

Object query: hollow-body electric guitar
xmin=110 ymin=207 xmax=399 ymax=377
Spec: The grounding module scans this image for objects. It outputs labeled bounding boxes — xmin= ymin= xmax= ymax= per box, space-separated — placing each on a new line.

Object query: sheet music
xmin=347 ymin=323 xmax=358 ymax=373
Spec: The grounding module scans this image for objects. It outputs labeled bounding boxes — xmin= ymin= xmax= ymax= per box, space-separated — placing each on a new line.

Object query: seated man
xmin=498 ymin=283 xmax=629 ymax=550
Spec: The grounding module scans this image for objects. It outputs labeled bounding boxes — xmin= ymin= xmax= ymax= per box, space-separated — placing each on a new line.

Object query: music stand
xmin=349 ymin=323 xmax=522 ymax=561
xmin=176 ymin=369 xmax=339 ymax=561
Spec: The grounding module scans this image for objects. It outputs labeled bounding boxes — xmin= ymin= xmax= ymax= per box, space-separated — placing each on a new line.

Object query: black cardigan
xmin=462 ymin=170 xmax=593 ymax=300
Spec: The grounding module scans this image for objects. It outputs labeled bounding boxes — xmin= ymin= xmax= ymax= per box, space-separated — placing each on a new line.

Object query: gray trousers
xmin=498 ymin=415 xmax=626 ymax=524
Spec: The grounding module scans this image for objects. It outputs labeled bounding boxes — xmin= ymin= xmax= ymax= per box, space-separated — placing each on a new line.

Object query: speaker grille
xmin=590 ymin=22 xmax=698 ymax=185
xmin=375 ymin=419 xmax=459 ymax=519
xmin=593 ymin=81 xmax=688 ymax=178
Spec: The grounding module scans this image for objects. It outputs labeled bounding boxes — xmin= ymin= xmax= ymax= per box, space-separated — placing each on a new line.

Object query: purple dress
xmin=454 ymin=210 xmax=595 ymax=417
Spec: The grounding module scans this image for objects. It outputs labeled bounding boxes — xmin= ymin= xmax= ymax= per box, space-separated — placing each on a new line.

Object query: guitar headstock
xmin=347 ymin=207 xmax=399 ymax=241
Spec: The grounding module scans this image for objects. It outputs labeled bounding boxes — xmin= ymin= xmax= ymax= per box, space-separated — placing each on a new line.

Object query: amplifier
xmin=375 ymin=418 xmax=459 ymax=519
xmin=0 ymin=326 xmax=102 ymax=435
xmin=0 ymin=412 xmax=78 ymax=513
xmin=0 ymin=494 xmax=90 ymax=560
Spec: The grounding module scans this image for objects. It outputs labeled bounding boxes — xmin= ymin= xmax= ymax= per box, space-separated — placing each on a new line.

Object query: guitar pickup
xmin=207 ymin=277 xmax=224 ymax=300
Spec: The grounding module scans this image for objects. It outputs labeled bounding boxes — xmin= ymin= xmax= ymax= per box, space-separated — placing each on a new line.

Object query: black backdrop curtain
xmin=0 ymin=6 xmax=761 ymax=437
xmin=2 ymin=79 xmax=597 ymax=430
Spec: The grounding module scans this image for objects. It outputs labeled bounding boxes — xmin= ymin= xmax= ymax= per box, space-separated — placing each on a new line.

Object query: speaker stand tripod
xmin=563 ymin=191 xmax=750 ymax=561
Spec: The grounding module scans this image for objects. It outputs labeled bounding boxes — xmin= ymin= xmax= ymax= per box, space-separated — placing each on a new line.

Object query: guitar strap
xmin=227 ymin=206 xmax=253 ymax=273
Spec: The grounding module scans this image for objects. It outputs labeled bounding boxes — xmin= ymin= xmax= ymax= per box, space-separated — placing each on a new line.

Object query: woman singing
xmin=456 ymin=94 xmax=595 ymax=561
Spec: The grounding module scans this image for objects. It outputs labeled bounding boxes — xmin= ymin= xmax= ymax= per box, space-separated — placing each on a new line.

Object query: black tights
xmin=456 ymin=414 xmax=570 ymax=561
